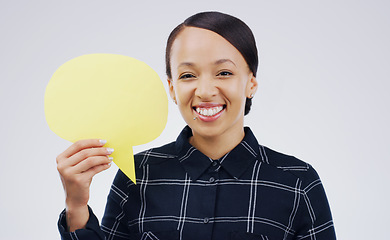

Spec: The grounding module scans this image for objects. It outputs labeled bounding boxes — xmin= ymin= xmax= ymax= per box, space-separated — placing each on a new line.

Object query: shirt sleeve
xmin=57 ymin=206 xmax=106 ymax=240
xmin=294 ymin=166 xmax=337 ymax=240
xmin=58 ymin=170 xmax=133 ymax=240
xmin=100 ymin=169 xmax=133 ymax=239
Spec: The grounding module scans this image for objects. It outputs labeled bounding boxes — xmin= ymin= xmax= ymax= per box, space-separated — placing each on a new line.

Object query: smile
xmin=195 ymin=106 xmax=224 ymax=117
xmin=192 ymin=104 xmax=226 ymax=122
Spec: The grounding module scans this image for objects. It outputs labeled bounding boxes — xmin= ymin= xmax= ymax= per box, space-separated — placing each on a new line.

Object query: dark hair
xmin=165 ymin=11 xmax=258 ymax=115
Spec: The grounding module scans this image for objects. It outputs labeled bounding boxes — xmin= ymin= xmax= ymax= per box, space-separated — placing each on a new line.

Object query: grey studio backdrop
xmin=1 ymin=1 xmax=389 ymax=239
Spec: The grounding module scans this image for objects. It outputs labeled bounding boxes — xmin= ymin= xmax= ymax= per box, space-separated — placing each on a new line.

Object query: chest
xmin=125 ymin=163 xmax=302 ymax=240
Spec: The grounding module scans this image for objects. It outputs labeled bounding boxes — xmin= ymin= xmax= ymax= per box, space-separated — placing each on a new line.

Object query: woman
xmin=57 ymin=12 xmax=336 ymax=240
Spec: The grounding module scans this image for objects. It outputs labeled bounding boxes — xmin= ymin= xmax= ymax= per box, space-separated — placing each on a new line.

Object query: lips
xmin=193 ymin=104 xmax=226 ymax=122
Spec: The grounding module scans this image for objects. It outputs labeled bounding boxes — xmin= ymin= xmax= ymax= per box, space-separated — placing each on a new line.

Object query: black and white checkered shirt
xmin=59 ymin=126 xmax=336 ymax=240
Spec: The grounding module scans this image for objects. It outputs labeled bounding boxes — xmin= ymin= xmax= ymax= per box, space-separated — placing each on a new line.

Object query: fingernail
xmin=99 ymin=139 xmax=107 ymax=145
xmin=107 ymin=148 xmax=114 ymax=154
xmin=108 ymin=157 xmax=113 ymax=161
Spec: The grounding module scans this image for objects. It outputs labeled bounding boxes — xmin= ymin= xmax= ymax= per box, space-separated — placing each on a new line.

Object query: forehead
xmin=170 ymin=27 xmax=246 ymax=67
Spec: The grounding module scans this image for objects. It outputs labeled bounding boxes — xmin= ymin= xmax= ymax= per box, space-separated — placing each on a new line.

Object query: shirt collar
xmin=175 ymin=126 xmax=260 ymax=180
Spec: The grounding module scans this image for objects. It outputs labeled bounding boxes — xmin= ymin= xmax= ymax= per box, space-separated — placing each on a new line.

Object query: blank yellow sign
xmin=45 ymin=54 xmax=168 ymax=183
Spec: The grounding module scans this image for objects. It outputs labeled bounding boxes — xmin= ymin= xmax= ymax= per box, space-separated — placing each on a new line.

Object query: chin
xmin=188 ymin=122 xmax=225 ymax=138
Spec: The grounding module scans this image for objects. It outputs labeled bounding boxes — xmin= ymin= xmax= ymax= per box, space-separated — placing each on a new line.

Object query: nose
xmin=194 ymin=77 xmax=218 ymax=100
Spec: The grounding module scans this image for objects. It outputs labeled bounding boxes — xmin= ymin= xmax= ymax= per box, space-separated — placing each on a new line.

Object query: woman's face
xmin=168 ymin=27 xmax=257 ymax=139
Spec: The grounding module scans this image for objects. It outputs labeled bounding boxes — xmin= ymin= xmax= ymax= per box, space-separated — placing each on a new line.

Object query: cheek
xmin=175 ymin=83 xmax=193 ymax=104
xmin=223 ymin=78 xmax=247 ymax=101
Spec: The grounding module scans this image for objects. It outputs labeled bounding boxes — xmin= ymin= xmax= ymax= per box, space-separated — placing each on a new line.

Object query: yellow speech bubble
xmin=45 ymin=54 xmax=168 ymax=183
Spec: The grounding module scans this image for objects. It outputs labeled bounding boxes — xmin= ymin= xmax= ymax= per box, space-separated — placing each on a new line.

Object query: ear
xmin=245 ymin=73 xmax=258 ymax=98
xmin=167 ymin=79 xmax=176 ymax=103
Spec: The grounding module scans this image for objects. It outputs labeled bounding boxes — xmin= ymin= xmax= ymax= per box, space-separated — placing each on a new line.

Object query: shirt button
xmin=212 ymin=161 xmax=218 ymax=166
xmin=209 ymin=177 xmax=215 ymax=183
xmin=203 ymin=217 xmax=209 ymax=224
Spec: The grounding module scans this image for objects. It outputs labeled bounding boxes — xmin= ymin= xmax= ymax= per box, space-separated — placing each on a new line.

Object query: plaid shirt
xmin=59 ymin=126 xmax=336 ymax=240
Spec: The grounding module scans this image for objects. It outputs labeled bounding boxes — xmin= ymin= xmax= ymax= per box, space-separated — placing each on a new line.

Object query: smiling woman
xmin=168 ymin=27 xmax=258 ymax=159
xmin=57 ymin=11 xmax=336 ymax=240
xmin=165 ymin=12 xmax=258 ymax=116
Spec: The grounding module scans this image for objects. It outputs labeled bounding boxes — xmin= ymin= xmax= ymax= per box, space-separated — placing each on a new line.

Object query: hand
xmin=56 ymin=139 xmax=113 ymax=231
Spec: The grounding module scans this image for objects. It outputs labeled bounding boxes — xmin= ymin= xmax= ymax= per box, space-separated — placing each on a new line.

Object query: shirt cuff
xmin=58 ymin=206 xmax=105 ymax=240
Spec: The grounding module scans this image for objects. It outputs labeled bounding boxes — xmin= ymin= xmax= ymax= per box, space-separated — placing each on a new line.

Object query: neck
xmin=189 ymin=126 xmax=245 ymax=160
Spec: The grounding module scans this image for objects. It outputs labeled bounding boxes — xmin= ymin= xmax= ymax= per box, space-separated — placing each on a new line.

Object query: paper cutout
xmin=45 ymin=54 xmax=168 ymax=183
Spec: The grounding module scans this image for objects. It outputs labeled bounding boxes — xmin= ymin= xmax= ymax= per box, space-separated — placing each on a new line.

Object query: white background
xmin=1 ymin=1 xmax=389 ymax=239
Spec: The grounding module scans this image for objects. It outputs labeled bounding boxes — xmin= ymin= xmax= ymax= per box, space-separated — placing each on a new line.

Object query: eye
xmin=179 ymin=73 xmax=196 ymax=80
xmin=217 ymin=71 xmax=233 ymax=77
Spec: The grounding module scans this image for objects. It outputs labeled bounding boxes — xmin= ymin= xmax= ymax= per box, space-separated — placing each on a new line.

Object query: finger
xmin=58 ymin=139 xmax=107 ymax=160
xmin=65 ymin=147 xmax=114 ymax=167
xmin=83 ymin=161 xmax=112 ymax=180
xmin=73 ymin=155 xmax=113 ymax=173
xmin=57 ymin=147 xmax=113 ymax=176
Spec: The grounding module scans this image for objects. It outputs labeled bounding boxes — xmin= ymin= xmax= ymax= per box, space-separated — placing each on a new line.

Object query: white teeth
xmin=195 ymin=106 xmax=223 ymax=117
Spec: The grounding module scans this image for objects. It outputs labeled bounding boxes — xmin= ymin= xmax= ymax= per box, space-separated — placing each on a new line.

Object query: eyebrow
xmin=178 ymin=62 xmax=194 ymax=68
xmin=214 ymin=59 xmax=236 ymax=66
xmin=178 ymin=59 xmax=236 ymax=68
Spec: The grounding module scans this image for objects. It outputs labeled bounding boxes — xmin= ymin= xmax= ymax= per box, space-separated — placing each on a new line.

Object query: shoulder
xmin=111 ymin=142 xmax=180 ymax=192
xmin=132 ymin=141 xmax=189 ymax=183
xmin=261 ymin=145 xmax=309 ymax=171
xmin=260 ymin=145 xmax=322 ymax=186
xmin=134 ymin=141 xmax=178 ymax=168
